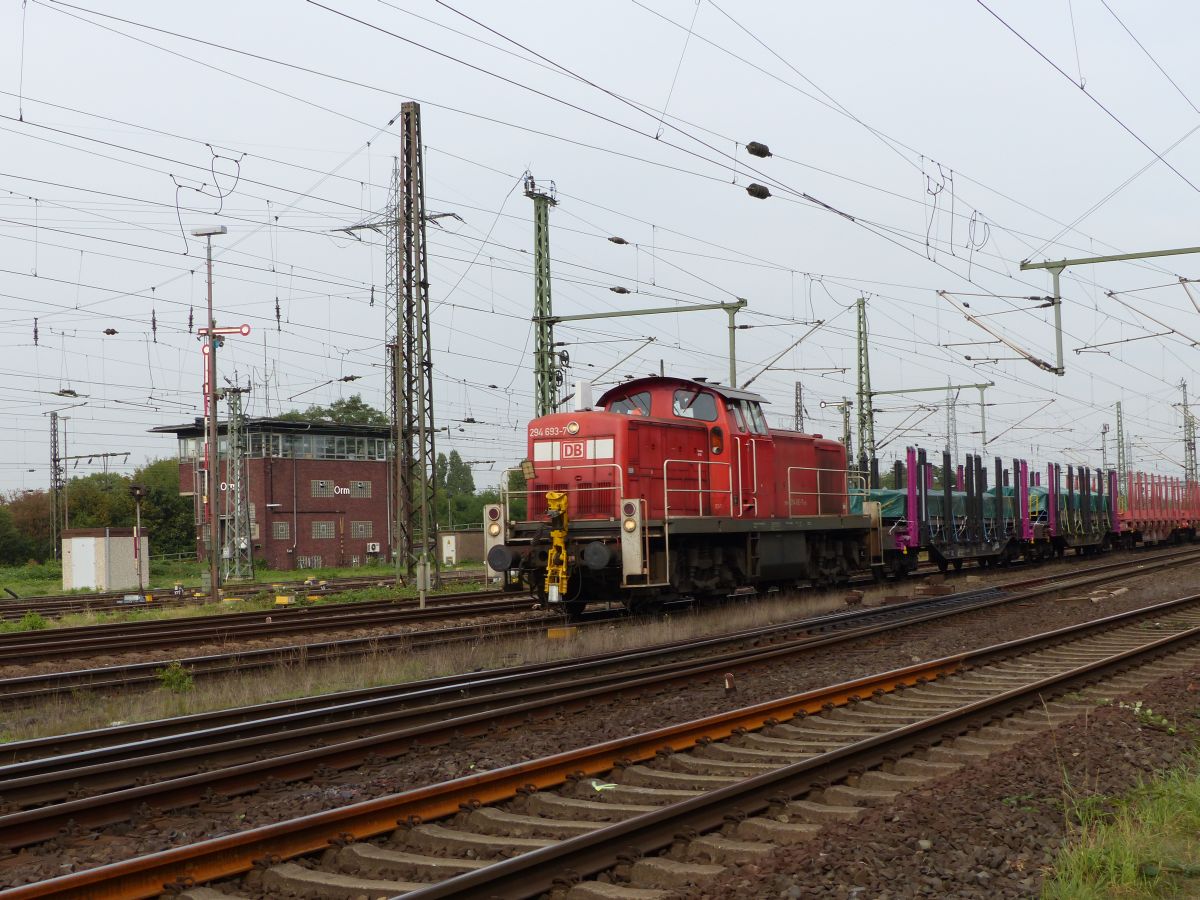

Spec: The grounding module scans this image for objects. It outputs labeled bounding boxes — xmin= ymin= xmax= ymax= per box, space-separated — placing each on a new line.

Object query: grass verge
xmin=1044 ymin=755 xmax=1200 ymax=898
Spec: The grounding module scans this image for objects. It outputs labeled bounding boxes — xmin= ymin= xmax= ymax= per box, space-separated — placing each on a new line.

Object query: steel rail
xmin=408 ymin=615 xmax=1200 ymax=898
xmin=0 ymin=569 xmax=488 ymax=613
xmin=11 ymin=592 xmax=1200 ymax=899
xmin=0 ymin=595 xmax=532 ymax=663
xmin=0 ymin=556 xmax=1197 ymax=851
xmin=5 ymin=545 xmax=1191 ymax=758
xmin=1 ymin=544 xmax=1192 ymax=706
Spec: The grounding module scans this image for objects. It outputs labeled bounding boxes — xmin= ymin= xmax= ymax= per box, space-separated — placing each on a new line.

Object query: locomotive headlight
xmin=566 ymin=421 xmax=580 ymax=435
xmin=487 ymin=522 xmax=502 ymax=537
xmin=622 ymin=518 xmax=638 ymax=533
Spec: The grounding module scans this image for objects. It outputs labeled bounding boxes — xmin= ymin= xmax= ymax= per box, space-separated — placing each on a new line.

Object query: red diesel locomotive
xmin=485 ymin=376 xmax=878 ymax=615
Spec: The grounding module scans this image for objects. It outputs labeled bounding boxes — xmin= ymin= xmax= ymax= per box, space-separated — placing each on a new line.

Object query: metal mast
xmin=526 ymin=174 xmax=558 ymax=417
xmin=945 ymin=384 xmax=959 ymax=461
xmin=49 ymin=411 xmax=63 ymax=557
xmin=222 ymin=386 xmax=254 ymax=582
xmin=1184 ymin=380 xmax=1198 ymax=485
xmin=384 ymin=158 xmax=409 ymax=587
xmin=842 ymin=399 xmax=853 ymax=462
xmin=855 ymin=296 xmax=876 ymax=470
xmin=400 ymin=101 xmax=438 ymax=596
xmin=1116 ymin=400 xmax=1127 ymax=505
xmin=793 ymin=382 xmax=804 ymax=432
xmin=1100 ymin=422 xmax=1110 ymax=473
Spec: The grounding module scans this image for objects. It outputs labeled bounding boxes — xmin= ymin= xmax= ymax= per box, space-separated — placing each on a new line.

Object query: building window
xmin=312 ymin=520 xmax=336 ymax=539
xmin=349 ymin=480 xmax=372 ymax=499
xmin=297 ymin=555 xmax=323 ymax=569
xmin=350 ymin=521 xmax=373 ymax=539
xmin=272 ymin=520 xmax=290 ymax=540
xmin=311 ymin=480 xmax=334 ymax=498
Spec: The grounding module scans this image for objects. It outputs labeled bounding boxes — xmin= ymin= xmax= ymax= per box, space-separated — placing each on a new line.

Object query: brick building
xmin=152 ymin=419 xmax=392 ymax=571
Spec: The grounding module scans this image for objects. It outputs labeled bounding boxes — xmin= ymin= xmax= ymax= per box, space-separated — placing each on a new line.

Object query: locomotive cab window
xmin=732 ymin=399 xmax=769 ymax=435
xmin=608 ymin=391 xmax=652 ymax=416
xmin=672 ymin=389 xmax=718 ymax=422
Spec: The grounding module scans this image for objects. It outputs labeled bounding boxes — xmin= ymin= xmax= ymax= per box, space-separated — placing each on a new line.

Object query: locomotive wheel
xmin=951 ymin=559 xmax=964 ymax=572
xmin=936 ymin=558 xmax=949 ymax=574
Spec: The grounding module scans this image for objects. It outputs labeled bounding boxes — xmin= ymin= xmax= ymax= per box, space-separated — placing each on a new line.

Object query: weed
xmin=1044 ymin=757 xmax=1200 ymax=898
xmin=155 ymin=660 xmax=194 ymax=693
xmin=1118 ymin=699 xmax=1177 ymax=735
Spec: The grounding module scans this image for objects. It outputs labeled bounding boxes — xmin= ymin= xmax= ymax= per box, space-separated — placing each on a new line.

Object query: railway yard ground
xmin=3 ymin=551 xmax=1200 ymax=897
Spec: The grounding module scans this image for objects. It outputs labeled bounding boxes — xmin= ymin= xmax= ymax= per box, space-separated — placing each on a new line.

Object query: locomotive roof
xmin=597 ymin=376 xmax=768 ymax=406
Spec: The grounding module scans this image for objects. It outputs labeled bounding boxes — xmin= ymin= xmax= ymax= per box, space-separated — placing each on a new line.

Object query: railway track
xmin=0 ymin=569 xmax=489 ymax=620
xmin=0 ymin=589 xmax=530 ymax=665
xmin=0 ymin=547 xmax=1196 ymax=857
xmin=0 ymin=545 xmax=1195 ymax=706
xmin=10 ymin=585 xmax=1200 ymax=898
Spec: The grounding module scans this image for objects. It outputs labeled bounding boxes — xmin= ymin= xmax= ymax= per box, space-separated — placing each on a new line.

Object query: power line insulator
xmin=610 ymin=286 xmax=631 ymax=294
xmin=746 ymin=183 xmax=771 ymax=200
xmin=103 ymin=328 xmax=118 ymax=335
xmin=746 ymin=141 xmax=772 ymax=158
xmin=608 ymin=236 xmax=629 ymax=245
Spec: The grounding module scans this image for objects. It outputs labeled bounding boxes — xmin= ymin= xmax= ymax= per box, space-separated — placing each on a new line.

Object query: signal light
xmin=622 ymin=501 xmax=637 ymax=517
xmin=622 ymin=518 xmax=637 ymax=533
xmin=487 ymin=507 xmax=500 ymax=521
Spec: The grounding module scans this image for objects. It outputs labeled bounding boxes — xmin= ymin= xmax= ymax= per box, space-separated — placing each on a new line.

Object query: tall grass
xmin=1044 ymin=757 xmax=1200 ymax=898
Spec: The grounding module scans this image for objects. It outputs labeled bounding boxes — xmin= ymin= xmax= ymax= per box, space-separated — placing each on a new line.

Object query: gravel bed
xmin=0 ymin=608 xmax=546 ymax=681
xmin=0 ymin=562 xmax=1196 ymax=888
xmin=684 ymin=665 xmax=1200 ymax=899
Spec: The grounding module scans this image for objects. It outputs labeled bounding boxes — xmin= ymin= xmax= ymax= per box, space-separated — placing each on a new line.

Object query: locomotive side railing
xmin=662 ymin=458 xmax=733 ymax=519
xmin=785 ymin=466 xmax=860 ymax=517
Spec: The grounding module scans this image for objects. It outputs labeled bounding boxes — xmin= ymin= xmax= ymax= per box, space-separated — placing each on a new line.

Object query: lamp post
xmin=192 ymin=224 xmax=227 ymax=598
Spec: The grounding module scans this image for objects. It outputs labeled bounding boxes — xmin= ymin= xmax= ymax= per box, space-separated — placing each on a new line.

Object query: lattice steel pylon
xmin=384 ymin=157 xmax=408 ymax=585
xmin=793 ymin=382 xmax=804 ymax=432
xmin=1183 ymin=380 xmax=1197 ymax=485
xmin=855 ymin=296 xmax=876 ymax=471
xmin=525 ymin=174 xmax=558 ymax=417
xmin=945 ymin=383 xmax=959 ymax=461
xmin=398 ymin=102 xmax=438 ymax=591
xmin=49 ymin=411 xmax=63 ymax=558
xmin=222 ymin=387 xmax=254 ymax=582
xmin=1116 ymin=400 xmax=1127 ymax=505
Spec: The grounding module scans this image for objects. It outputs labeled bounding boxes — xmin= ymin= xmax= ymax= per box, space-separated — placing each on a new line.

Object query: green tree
xmin=135 ymin=458 xmax=194 ymax=556
xmin=446 ymin=451 xmax=475 ymax=495
xmin=433 ymin=452 xmax=448 ymax=494
xmin=4 ymin=490 xmax=53 ymax=561
xmin=277 ymin=394 xmax=388 ymax=425
xmin=0 ymin=504 xmax=32 ymax=565
xmin=65 ymin=472 xmax=135 ymax=528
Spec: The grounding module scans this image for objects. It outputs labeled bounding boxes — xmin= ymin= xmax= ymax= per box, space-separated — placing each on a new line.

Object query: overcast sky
xmin=3 ymin=0 xmax=1200 ymax=493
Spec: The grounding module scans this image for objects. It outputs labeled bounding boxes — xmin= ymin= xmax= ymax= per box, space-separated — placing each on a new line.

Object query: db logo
xmin=561 ymin=441 xmax=585 ymax=459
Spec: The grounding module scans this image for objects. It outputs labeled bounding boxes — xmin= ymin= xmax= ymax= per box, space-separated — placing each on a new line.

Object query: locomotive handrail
xmin=784 ymin=466 xmax=857 ymax=517
xmin=661 ymin=458 xmax=733 ymax=520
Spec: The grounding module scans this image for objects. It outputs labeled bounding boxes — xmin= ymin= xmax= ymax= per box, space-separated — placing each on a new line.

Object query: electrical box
xmin=572 ymin=380 xmax=594 ymax=411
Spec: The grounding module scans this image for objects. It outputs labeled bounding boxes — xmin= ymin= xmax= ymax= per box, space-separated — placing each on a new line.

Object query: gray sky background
xmin=3 ymin=0 xmax=1200 ymax=493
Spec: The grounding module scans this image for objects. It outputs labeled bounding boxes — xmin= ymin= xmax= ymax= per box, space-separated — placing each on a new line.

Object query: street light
xmin=192 ymin=224 xmax=227 ymax=598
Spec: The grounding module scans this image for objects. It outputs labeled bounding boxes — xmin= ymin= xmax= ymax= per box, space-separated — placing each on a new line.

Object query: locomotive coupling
xmin=544 ymin=491 xmax=570 ymax=604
